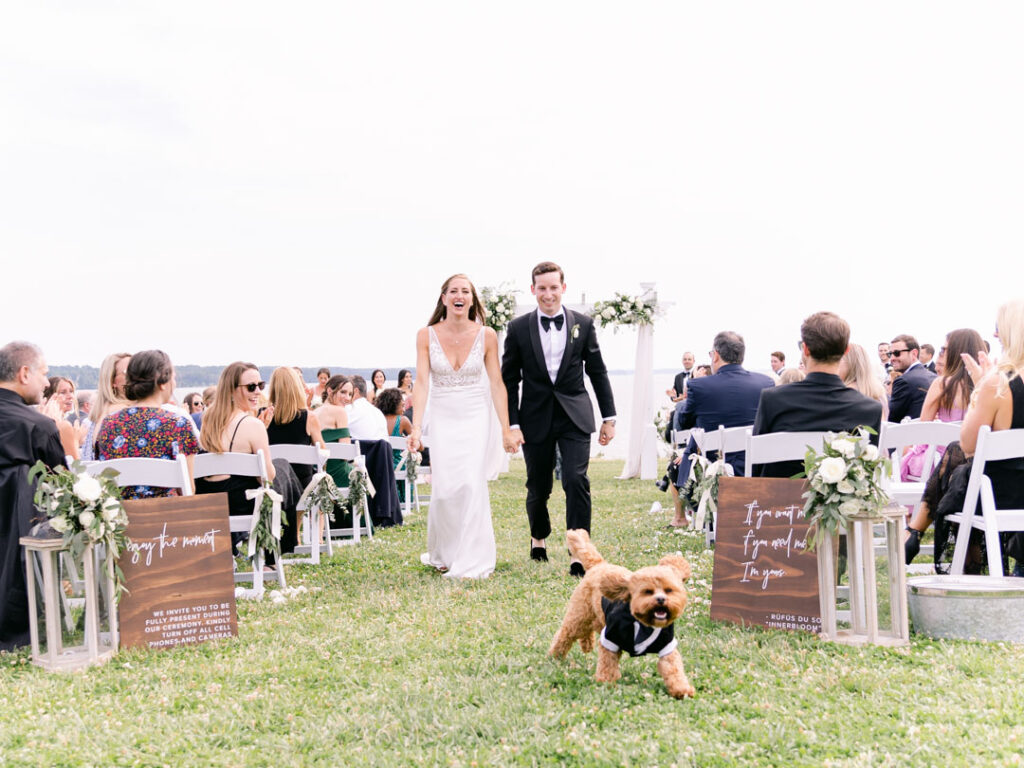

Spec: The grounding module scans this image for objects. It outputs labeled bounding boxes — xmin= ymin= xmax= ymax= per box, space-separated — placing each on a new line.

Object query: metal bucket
xmin=907 ymin=575 xmax=1024 ymax=643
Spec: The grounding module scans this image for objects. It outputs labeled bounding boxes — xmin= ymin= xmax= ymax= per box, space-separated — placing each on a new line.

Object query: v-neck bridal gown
xmin=420 ymin=325 xmax=501 ymax=579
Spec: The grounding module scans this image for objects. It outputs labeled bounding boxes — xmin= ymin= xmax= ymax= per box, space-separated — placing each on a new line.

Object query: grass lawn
xmin=2 ymin=459 xmax=1024 ymax=767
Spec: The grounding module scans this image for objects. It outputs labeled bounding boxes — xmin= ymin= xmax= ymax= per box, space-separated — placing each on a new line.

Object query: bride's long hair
xmin=427 ymin=273 xmax=487 ymax=326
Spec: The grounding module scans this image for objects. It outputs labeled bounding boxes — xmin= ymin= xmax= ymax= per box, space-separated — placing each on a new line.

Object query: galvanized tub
xmin=907 ymin=575 xmax=1024 ymax=643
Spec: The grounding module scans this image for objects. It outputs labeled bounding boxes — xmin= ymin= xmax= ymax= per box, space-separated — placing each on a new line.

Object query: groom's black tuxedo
xmin=502 ymin=308 xmax=616 ymax=539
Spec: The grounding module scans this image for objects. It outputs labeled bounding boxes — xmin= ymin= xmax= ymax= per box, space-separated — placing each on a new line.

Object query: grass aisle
xmin=2 ymin=459 xmax=1024 ymax=767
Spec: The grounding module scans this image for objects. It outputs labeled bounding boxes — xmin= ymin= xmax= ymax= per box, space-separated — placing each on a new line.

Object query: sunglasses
xmin=239 ymin=381 xmax=266 ymax=393
xmin=889 ymin=349 xmax=910 ymax=357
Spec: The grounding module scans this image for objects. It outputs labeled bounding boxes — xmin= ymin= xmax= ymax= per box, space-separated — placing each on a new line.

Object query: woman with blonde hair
xmin=839 ymin=343 xmax=889 ymax=419
xmin=82 ymin=352 xmax=131 ymax=459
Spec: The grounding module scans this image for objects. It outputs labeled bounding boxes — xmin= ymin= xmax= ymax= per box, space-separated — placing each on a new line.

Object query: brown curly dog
xmin=548 ymin=529 xmax=695 ymax=698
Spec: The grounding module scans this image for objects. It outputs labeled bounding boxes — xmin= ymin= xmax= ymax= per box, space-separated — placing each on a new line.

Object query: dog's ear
xmin=658 ymin=555 xmax=692 ymax=582
xmin=596 ymin=566 xmax=632 ymax=603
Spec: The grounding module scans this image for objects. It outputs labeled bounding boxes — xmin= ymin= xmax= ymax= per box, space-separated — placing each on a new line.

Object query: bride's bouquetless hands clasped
xmin=504 ymin=428 xmax=524 ymax=454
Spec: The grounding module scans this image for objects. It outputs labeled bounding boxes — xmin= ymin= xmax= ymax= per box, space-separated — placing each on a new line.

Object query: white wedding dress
xmin=420 ymin=326 xmax=502 ymax=579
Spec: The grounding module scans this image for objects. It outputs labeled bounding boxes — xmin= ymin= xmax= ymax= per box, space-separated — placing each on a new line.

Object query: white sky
xmin=2 ymin=2 xmax=1021 ymax=373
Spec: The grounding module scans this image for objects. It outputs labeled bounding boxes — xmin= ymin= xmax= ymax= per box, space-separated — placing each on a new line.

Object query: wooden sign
xmin=710 ymin=477 xmax=821 ymax=634
xmin=118 ymin=494 xmax=238 ymax=650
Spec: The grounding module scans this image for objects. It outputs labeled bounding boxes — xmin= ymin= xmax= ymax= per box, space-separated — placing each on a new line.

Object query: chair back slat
xmin=698 ymin=425 xmax=749 ymax=454
xmin=973 ymin=426 xmax=1024 ymax=463
xmin=193 ymin=450 xmax=268 ymax=482
xmin=324 ymin=442 xmax=360 ymax=462
xmin=269 ymin=444 xmax=325 ymax=470
xmin=744 ymin=431 xmax=828 ymax=477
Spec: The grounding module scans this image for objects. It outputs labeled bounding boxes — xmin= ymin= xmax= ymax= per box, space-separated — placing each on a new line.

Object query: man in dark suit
xmin=887 ymin=334 xmax=937 ymax=422
xmin=502 ymin=262 xmax=616 ymax=576
xmin=919 ymin=342 xmax=937 ymax=374
xmin=674 ymin=331 xmax=775 ymax=484
xmin=753 ymin=312 xmax=883 ymax=478
xmin=666 ymin=352 xmax=695 ymax=403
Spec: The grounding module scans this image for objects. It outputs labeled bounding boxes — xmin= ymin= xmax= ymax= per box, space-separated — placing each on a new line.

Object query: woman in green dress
xmin=318 ymin=375 xmax=353 ymax=487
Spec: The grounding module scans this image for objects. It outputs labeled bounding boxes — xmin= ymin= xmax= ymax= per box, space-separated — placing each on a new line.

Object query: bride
xmin=408 ymin=274 xmax=515 ymax=579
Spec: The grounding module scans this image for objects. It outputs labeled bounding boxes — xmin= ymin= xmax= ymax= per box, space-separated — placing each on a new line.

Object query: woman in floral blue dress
xmin=96 ymin=350 xmax=198 ymax=499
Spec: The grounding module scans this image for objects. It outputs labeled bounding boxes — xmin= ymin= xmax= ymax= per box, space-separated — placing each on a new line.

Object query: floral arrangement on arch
xmin=590 ymin=292 xmax=659 ymax=331
xmin=29 ymin=460 xmax=132 ymax=598
xmin=802 ymin=428 xmax=891 ymax=549
xmin=480 ymin=286 xmax=518 ymax=332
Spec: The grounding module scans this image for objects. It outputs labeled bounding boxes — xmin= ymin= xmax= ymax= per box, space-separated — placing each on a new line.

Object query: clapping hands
xmin=961 ymin=350 xmax=993 ymax=385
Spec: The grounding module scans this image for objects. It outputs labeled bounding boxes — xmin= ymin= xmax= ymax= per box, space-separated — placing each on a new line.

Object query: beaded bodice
xmin=429 ymin=326 xmax=486 ymax=390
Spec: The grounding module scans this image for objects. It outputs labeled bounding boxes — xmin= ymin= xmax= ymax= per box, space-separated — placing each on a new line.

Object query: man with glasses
xmin=887 ymin=334 xmax=937 ymax=423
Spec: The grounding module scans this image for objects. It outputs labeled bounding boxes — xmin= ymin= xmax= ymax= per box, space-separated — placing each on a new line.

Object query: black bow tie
xmin=541 ymin=315 xmax=565 ymax=332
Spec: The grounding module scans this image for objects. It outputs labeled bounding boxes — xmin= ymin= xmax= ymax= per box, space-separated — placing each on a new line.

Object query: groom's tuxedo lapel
xmin=527 ymin=310 xmax=548 ymax=379
xmin=553 ymin=308 xmax=577 ymax=386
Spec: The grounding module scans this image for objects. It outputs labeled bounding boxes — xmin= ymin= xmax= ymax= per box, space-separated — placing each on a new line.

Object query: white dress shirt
xmin=538 ymin=309 xmax=567 ymax=383
xmin=346 ymin=398 xmax=388 ymax=440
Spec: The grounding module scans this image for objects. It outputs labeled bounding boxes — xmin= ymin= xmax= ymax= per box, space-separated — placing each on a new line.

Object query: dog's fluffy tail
xmin=567 ymin=529 xmax=604 ymax=571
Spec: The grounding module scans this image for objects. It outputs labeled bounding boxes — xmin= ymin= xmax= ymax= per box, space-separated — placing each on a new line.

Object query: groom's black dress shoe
xmin=531 ymin=546 xmax=549 ymax=562
xmin=569 ymin=561 xmax=585 ymax=578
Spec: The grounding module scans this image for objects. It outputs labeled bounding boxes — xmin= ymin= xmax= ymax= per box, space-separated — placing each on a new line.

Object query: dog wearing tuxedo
xmin=501 ymin=263 xmax=616 ymax=573
xmin=549 ymin=530 xmax=695 ymax=699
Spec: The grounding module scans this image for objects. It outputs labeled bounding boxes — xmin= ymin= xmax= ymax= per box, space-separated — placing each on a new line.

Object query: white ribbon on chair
xmin=244 ymin=485 xmax=283 ymax=559
xmin=297 ymin=470 xmax=333 ymax=512
xmin=354 ymin=455 xmax=376 ymax=498
xmin=686 ymin=453 xmax=734 ymax=532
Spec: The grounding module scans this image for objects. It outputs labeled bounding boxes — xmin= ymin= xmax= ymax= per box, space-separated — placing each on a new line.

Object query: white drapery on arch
xmin=616 ymin=284 xmax=658 ymax=480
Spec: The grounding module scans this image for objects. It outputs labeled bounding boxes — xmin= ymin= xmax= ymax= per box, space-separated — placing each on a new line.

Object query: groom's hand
xmin=598 ymin=422 xmax=615 ymax=446
xmin=504 ymin=428 xmax=524 ymax=453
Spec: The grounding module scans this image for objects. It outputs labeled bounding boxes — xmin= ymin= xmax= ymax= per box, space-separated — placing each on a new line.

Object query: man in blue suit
xmin=673 ymin=331 xmax=776 ymax=487
xmin=887 ymin=334 xmax=937 ymax=422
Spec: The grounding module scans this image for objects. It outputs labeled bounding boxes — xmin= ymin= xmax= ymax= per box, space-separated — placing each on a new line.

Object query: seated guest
xmin=929 ymin=304 xmax=1024 ymax=574
xmin=903 ymin=328 xmax=984 ymax=562
xmin=41 ymin=376 xmax=80 ymax=460
xmin=183 ymin=392 xmax=204 ymax=424
xmin=310 ymin=367 xmax=331 ymax=408
xmin=888 ymin=333 xmax=937 ymax=422
xmin=82 ymin=352 xmax=131 ymax=459
xmin=76 ymin=391 xmax=94 ymax=434
xmin=347 ymin=374 xmax=388 ymax=440
xmin=197 ymin=362 xmax=277 ymax=550
xmin=921 ymin=343 xmax=937 ymax=373
xmin=397 ymin=369 xmax=414 ymax=415
xmin=368 ymin=369 xmax=387 ymax=404
xmin=839 ymin=343 xmax=888 ymax=419
xmin=95 ymin=350 xmax=199 ymax=498
xmin=376 ymin=387 xmax=412 ymax=499
xmin=266 ymin=367 xmax=325 ymax=491
xmin=770 ymin=351 xmax=786 ymax=376
xmin=318 ymin=375 xmax=353 ymax=488
xmin=672 ymin=331 xmax=775 ymax=523
xmin=0 ymin=341 xmax=66 ymax=651
xmin=778 ymin=368 xmax=805 ymax=385
xmin=753 ymin=312 xmax=883 ymax=478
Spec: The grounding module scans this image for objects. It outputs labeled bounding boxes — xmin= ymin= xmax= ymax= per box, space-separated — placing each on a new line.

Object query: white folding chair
xmin=323 ymin=443 xmax=373 ymax=543
xmin=743 ymin=431 xmax=829 ymax=477
xmin=192 ymin=450 xmax=285 ymax=595
xmin=84 ymin=454 xmax=193 ymax=496
xmin=878 ymin=420 xmax=962 ymax=514
xmin=387 ymin=435 xmax=419 ymax=517
xmin=947 ymin=426 xmax=1024 ymax=576
xmin=687 ymin=425 xmax=748 ymax=545
xmin=269 ymin=444 xmax=331 ymax=564
xmin=671 ymin=429 xmax=697 ymax=451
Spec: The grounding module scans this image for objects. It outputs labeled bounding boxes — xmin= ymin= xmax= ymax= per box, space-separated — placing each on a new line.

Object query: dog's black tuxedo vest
xmin=599 ymin=598 xmax=677 ymax=658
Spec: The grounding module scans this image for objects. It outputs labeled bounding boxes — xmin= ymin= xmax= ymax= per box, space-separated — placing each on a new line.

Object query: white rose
xmin=72 ymin=475 xmax=102 ymax=504
xmin=79 ymin=510 xmax=95 ymax=527
xmin=818 ymin=457 xmax=847 ymax=484
xmin=836 ymin=479 xmax=855 ymax=495
xmin=101 ymin=503 xmax=119 ymax=522
xmin=838 ymin=500 xmax=861 ymax=517
xmin=862 ymin=444 xmax=879 ymax=461
xmin=49 ymin=516 xmax=69 ymax=533
xmin=831 ymin=439 xmax=856 ymax=458
xmin=602 ymin=307 xmax=615 ymax=319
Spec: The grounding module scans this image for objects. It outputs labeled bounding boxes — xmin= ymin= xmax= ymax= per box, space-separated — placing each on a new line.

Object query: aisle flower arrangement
xmin=28 ymin=460 xmax=131 ymax=598
xmin=590 ymin=292 xmax=658 ymax=331
xmin=480 ymin=286 xmax=518 ymax=332
xmin=802 ymin=428 xmax=890 ymax=549
xmin=682 ymin=453 xmax=734 ymax=532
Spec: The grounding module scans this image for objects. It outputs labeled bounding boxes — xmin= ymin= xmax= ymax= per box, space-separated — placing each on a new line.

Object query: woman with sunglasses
xmin=197 ymin=363 xmax=277 ymax=532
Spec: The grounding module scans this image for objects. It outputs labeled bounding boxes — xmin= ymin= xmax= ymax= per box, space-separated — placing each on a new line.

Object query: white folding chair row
xmin=388 ymin=435 xmax=420 ymax=518
xmin=878 ymin=419 xmax=962 ymax=514
xmin=948 ymin=426 xmax=1024 ymax=576
xmin=684 ymin=425 xmax=749 ymax=545
xmin=743 ymin=431 xmax=828 ymax=475
xmin=192 ymin=450 xmax=285 ymax=595
xmin=269 ymin=443 xmax=332 ymax=564
xmin=83 ymin=454 xmax=193 ymax=496
xmin=322 ymin=442 xmax=373 ymax=544
xmin=671 ymin=429 xmax=696 ymax=451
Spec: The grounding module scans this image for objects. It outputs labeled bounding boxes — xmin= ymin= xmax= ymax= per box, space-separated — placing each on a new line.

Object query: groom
xmin=502 ymin=262 xmax=616 ymax=576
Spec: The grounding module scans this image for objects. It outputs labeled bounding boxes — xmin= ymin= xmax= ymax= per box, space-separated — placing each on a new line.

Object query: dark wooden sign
xmin=710 ymin=477 xmax=821 ymax=634
xmin=118 ymin=494 xmax=237 ymax=650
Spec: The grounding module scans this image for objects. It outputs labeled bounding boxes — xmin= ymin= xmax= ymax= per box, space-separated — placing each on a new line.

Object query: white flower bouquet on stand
xmin=480 ymin=286 xmax=518 ymax=332
xmin=801 ymin=429 xmax=890 ymax=550
xmin=590 ymin=292 xmax=659 ymax=331
xmin=29 ymin=459 xmax=131 ymax=598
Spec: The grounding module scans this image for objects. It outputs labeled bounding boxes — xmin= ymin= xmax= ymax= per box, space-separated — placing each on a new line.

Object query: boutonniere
xmin=570 ymin=324 xmax=580 ymax=343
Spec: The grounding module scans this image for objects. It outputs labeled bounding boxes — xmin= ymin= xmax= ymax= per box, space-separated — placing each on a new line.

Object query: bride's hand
xmin=407 ymin=427 xmax=422 ymax=453
xmin=504 ymin=428 xmax=524 ymax=454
